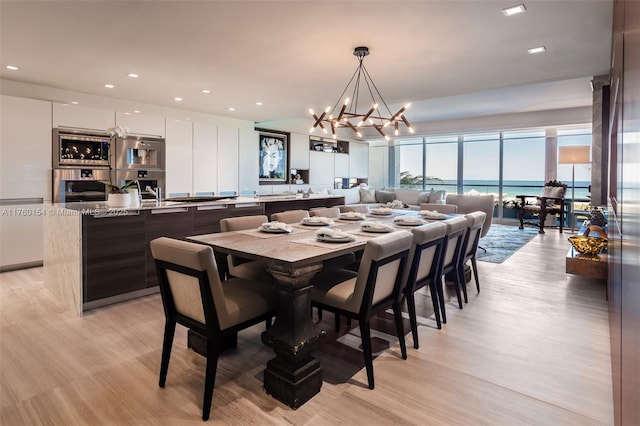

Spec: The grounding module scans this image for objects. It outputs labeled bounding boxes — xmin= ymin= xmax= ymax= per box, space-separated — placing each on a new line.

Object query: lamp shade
xmin=558 ymin=145 xmax=590 ymax=164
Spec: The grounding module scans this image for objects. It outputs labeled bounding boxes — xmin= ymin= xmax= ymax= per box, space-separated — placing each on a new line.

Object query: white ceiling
xmin=0 ymin=0 xmax=612 ymax=136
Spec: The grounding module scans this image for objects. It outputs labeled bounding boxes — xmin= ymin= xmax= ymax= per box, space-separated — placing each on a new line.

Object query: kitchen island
xmin=43 ymin=194 xmax=344 ymax=315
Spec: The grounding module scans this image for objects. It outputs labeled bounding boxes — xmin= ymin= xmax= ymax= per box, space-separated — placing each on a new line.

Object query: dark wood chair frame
xmin=437 ymin=226 xmax=467 ymax=324
xmin=404 ymin=235 xmax=446 ymax=346
xmin=459 ymin=220 xmax=484 ymax=304
xmin=155 ymin=260 xmax=275 ymax=421
xmin=311 ymin=249 xmax=409 ymax=390
xmin=516 ymin=180 xmax=568 ymax=234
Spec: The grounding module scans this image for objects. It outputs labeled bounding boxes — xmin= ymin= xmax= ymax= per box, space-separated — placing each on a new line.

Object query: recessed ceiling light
xmin=502 ymin=4 xmax=526 ymax=16
xmin=201 ymin=89 xmax=211 ymax=94
xmin=228 ymin=107 xmax=236 ymax=111
xmin=104 ymin=84 xmax=114 ymax=89
xmin=128 ymin=73 xmax=139 ymax=78
xmin=70 ymin=101 xmax=79 ymax=105
xmin=61 ymin=103 xmax=69 ymax=107
xmin=124 ymin=112 xmax=131 ymax=115
xmin=185 ymin=117 xmax=191 ymax=121
xmin=174 ymin=97 xmax=183 ymax=101
xmin=133 ymin=110 xmax=141 ymax=114
xmin=527 ymin=46 xmax=547 ymax=54
xmin=6 ymin=65 xmax=19 ymax=70
xmin=256 ymin=102 xmax=263 ymax=106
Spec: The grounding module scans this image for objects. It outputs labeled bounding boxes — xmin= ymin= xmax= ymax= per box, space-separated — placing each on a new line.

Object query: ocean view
xmin=400 ymin=180 xmax=592 ymax=200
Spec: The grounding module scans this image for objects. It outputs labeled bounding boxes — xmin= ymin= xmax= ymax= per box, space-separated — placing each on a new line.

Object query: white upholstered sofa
xmin=330 ymin=186 xmax=495 ymax=239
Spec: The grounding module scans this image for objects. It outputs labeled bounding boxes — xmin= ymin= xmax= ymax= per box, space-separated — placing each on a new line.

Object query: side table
xmin=565 ymin=247 xmax=608 ymax=280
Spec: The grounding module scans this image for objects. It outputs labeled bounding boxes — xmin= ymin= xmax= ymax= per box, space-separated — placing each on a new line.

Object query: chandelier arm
xmin=360 ymin=71 xmax=385 ymax=126
xmin=331 ymin=65 xmax=361 ymax=116
xmin=360 ymin=63 xmax=395 ymax=117
xmin=349 ymin=65 xmax=363 ymax=117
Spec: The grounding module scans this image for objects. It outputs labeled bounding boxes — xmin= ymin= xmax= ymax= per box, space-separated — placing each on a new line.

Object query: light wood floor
xmin=0 ymin=229 xmax=613 ymax=425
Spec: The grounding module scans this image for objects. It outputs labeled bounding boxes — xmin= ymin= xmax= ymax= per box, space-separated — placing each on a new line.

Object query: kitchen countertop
xmin=56 ymin=194 xmax=345 ymax=213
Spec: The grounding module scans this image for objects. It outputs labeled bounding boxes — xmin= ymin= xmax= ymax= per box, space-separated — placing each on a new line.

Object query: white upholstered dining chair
xmin=219 ymin=215 xmax=272 ymax=282
xmin=150 ymin=237 xmax=277 ymax=421
xmin=310 ymin=231 xmax=413 ymax=389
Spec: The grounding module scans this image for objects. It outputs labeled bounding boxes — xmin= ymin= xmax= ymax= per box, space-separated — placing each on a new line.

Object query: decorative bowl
xmin=568 ymin=236 xmax=607 ymax=255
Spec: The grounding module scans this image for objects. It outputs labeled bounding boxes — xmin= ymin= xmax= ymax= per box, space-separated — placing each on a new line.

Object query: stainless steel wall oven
xmin=53 ymin=128 xmax=113 ymax=168
xmin=52 ymin=168 xmax=112 ymax=203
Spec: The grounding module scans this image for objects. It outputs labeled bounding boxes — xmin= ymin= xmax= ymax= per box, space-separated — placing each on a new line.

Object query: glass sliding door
xmin=462 ymin=133 xmax=500 ymax=196
xmin=425 ymin=136 xmax=458 ymax=193
xmin=502 ymin=131 xmax=546 ymax=220
xmin=394 ymin=138 xmax=424 ymax=189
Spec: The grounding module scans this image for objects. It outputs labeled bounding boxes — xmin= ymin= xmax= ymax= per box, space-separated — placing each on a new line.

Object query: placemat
xmin=235 ymin=228 xmax=300 ymax=239
xmin=292 ymin=235 xmax=365 ymax=248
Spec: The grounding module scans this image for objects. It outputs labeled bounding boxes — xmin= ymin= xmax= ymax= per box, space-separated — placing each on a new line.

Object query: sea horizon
xmin=400 ymin=179 xmax=591 ymax=200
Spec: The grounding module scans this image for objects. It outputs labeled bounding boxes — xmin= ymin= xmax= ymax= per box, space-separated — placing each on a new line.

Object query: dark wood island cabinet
xmin=44 ymin=195 xmax=344 ymax=315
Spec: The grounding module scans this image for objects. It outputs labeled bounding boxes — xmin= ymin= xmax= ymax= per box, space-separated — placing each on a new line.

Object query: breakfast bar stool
xmin=310 ymin=231 xmax=413 ymax=389
xmin=150 ymin=237 xmax=277 ymax=421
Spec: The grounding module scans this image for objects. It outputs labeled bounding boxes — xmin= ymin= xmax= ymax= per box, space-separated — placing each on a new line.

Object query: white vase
xmin=128 ymin=189 xmax=140 ymax=207
xmin=107 ymin=193 xmax=131 ymax=207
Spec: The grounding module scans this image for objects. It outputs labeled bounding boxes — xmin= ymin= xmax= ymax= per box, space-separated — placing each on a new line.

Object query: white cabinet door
xmin=53 ymin=103 xmax=114 ymax=131
xmin=349 ymin=141 xmax=369 ymax=178
xmin=290 ymin=132 xmax=310 ymax=169
xmin=335 ymin=153 xmax=349 ymax=178
xmin=116 ymin=111 xmax=165 ymax=138
xmin=165 ymin=120 xmax=193 ymax=196
xmin=217 ymin=126 xmax=239 ymax=194
xmin=368 ymin=145 xmax=388 ymax=188
xmin=193 ymin=121 xmax=218 ymax=194
xmin=0 ymin=95 xmax=52 ymax=200
xmin=238 ymin=126 xmax=258 ymax=194
xmin=0 ymin=203 xmax=43 ymax=268
xmin=309 ymin=151 xmax=334 ymax=187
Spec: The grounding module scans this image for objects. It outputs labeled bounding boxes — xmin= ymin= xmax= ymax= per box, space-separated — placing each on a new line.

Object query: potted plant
xmin=102 ymin=180 xmax=139 ymax=207
xmin=101 ymin=125 xmax=139 ymax=207
xmin=502 ymin=197 xmax=522 ymax=218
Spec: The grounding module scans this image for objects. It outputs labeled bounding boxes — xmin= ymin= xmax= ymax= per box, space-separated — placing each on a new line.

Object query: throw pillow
xmin=375 ymin=190 xmax=396 ymax=204
xmin=359 ymin=187 xmax=377 ymax=203
xmin=417 ymin=191 xmax=430 ymax=204
xmin=428 ymin=188 xmax=446 ymax=203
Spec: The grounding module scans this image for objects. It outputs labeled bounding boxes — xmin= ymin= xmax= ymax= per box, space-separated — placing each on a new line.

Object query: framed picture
xmin=259 ymin=132 xmax=288 ymax=183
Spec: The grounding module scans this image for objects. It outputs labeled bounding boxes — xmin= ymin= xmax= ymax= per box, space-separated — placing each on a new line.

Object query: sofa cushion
xmin=428 ymin=188 xmax=446 ymax=203
xmin=393 ymin=189 xmax=421 ymax=206
xmin=360 ymin=187 xmax=377 ymax=203
xmin=375 ymin=190 xmax=396 ymax=204
xmin=417 ymin=191 xmax=430 ymax=204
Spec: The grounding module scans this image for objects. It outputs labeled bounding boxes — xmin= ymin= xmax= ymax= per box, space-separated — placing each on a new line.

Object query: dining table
xmin=187 ymin=208 xmax=454 ymax=408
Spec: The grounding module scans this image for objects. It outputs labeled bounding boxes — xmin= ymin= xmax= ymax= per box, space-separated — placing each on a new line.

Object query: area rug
xmin=476 ymin=224 xmax=539 ymax=263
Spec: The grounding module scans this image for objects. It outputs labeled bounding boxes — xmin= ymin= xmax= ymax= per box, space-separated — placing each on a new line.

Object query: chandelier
xmin=309 ymin=46 xmax=413 ymax=140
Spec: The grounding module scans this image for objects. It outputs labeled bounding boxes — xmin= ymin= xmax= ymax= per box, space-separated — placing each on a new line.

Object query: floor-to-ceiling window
xmin=395 ymin=138 xmax=423 ymax=190
xmin=502 ymin=130 xmax=546 ymax=218
xmin=462 ymin=133 xmax=500 ymax=195
xmin=425 ymin=136 xmax=458 ymax=193
xmin=386 ymin=126 xmax=591 ymax=221
xmin=557 ymin=128 xmax=592 ymax=199
xmin=557 ymin=128 xmax=593 ymax=227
